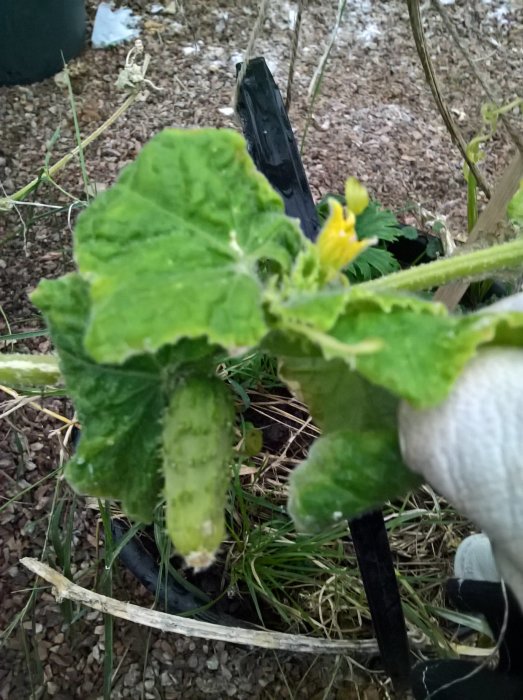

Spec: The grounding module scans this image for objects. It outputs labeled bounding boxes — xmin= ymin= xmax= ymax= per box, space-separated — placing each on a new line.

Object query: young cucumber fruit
xmin=162 ymin=375 xmax=235 ymax=569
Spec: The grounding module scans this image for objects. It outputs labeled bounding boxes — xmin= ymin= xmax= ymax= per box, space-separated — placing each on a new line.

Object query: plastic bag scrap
xmin=92 ymin=2 xmax=141 ymax=49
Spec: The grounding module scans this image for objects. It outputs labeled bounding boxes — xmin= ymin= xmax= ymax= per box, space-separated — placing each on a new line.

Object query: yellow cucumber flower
xmin=316 ymin=190 xmax=375 ymax=281
xmin=345 ymin=176 xmax=370 ymax=216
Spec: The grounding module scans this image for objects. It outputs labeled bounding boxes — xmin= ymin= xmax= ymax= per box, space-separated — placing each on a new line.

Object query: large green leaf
xmin=331 ymin=293 xmax=523 ymax=407
xmin=333 ymin=308 xmax=485 ymax=408
xmin=270 ymin=287 xmax=523 ymax=408
xmin=74 ymin=128 xmax=303 ymax=364
xmin=481 ymin=312 xmax=523 ymax=347
xmin=272 ymin=288 xmax=523 ymax=409
xmin=288 ymin=429 xmax=422 ymax=532
xmin=275 ymin=338 xmax=397 ymax=433
xmin=268 ymin=288 xmax=349 ymax=332
xmin=31 ymin=274 xmax=166 ymax=521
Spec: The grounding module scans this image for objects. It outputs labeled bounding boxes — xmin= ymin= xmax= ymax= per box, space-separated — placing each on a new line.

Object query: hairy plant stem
xmin=0 ymin=354 xmax=62 ymax=389
xmin=357 ymin=237 xmax=523 ymax=293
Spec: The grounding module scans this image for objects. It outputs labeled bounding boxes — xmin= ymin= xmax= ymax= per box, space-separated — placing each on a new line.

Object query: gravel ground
xmin=1 ymin=1 xmax=522 ymax=698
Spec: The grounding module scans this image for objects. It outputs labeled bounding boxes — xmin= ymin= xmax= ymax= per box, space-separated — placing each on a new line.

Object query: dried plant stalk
xmin=22 ymin=557 xmax=382 ymax=655
xmin=406 ymin=0 xmax=490 ymax=197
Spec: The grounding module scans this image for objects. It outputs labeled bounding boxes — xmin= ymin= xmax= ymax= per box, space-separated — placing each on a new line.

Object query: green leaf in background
xmin=355 ymin=201 xmax=408 ymax=242
xmin=398 ymin=225 xmax=419 ymax=241
xmin=74 ymin=128 xmax=303 ymax=365
xmin=316 ymin=196 xmax=406 ymax=242
xmin=288 ymin=429 xmax=422 ymax=532
xmin=349 ymin=202 xmax=420 ymax=281
xmin=346 ymin=246 xmax=401 ymax=282
xmin=507 ymin=179 xmax=523 ymax=225
xmin=31 ymin=274 xmax=166 ymax=522
xmin=424 ymin=235 xmax=444 ymax=260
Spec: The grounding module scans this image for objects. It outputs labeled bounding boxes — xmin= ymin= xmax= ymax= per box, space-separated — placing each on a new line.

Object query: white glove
xmin=399 ymin=292 xmax=523 ymax=608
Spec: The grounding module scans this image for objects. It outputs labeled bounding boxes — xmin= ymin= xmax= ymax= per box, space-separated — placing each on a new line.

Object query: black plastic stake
xmin=350 ymin=512 xmax=411 ymax=692
xmin=235 ymin=57 xmax=319 ymax=241
xmin=236 ymin=57 xmax=412 ymax=692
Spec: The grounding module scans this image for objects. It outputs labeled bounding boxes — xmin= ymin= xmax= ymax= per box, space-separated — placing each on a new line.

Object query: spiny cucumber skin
xmin=163 ymin=375 xmax=235 ymax=569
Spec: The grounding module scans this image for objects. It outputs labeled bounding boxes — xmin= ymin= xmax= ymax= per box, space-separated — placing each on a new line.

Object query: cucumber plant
xmin=2 ymin=128 xmax=523 ymax=569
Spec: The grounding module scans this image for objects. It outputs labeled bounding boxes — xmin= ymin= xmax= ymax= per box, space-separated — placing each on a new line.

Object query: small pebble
xmin=187 ymin=654 xmax=199 ymax=669
xmin=206 ymin=655 xmax=219 ymax=671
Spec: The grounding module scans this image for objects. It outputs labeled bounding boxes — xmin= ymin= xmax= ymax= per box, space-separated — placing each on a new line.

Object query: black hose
xmin=110 ymin=518 xmax=253 ymax=628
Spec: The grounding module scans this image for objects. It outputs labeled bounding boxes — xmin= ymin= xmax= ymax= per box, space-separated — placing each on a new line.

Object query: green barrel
xmin=0 ymin=0 xmax=86 ymax=86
